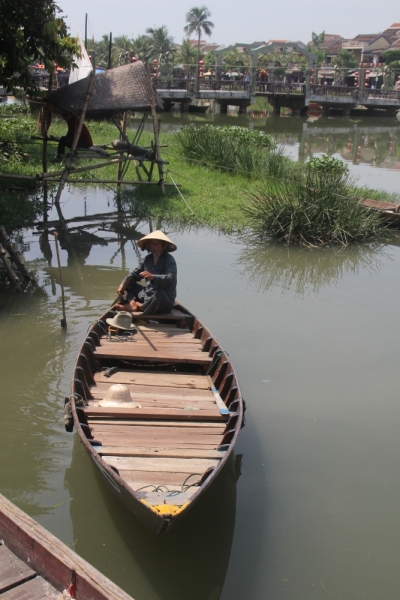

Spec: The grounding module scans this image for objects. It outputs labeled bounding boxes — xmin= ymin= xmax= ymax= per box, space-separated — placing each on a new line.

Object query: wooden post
xmin=53 ymin=232 xmax=67 ymax=328
xmin=54 ymin=70 xmax=95 ymax=206
xmin=145 ymin=63 xmax=165 ymax=193
xmin=117 ymin=111 xmax=128 ymax=185
xmin=0 ymin=226 xmax=35 ymax=282
xmin=0 ymin=243 xmax=22 ymax=292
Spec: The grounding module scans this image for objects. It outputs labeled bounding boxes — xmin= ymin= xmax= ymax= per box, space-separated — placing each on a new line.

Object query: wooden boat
xmin=188 ymin=104 xmax=209 ymax=113
xmin=69 ymin=303 xmax=244 ymax=534
xmin=0 ymin=493 xmax=133 ymax=599
xmin=361 ymin=198 xmax=400 ymax=227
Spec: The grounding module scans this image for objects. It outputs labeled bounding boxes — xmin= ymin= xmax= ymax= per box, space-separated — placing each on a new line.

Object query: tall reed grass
xmin=174 ymin=125 xmax=294 ymax=180
xmin=244 ymin=162 xmax=386 ymax=247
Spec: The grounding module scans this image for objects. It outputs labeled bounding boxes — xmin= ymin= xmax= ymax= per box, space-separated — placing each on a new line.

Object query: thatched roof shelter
xmin=46 ymin=61 xmax=161 ymax=117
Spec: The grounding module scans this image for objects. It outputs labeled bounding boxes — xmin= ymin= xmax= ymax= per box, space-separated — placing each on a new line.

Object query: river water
xmin=0 ymin=113 xmax=400 ymax=600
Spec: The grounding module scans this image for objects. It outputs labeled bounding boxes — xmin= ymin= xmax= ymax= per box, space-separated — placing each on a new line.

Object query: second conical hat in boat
xmin=99 ymin=384 xmax=141 ymax=408
xmin=137 ymin=230 xmax=177 ymax=252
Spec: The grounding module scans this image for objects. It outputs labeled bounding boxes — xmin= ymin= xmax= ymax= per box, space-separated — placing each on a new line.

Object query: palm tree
xmin=131 ymin=35 xmax=152 ymax=63
xmin=175 ymin=39 xmax=198 ymax=75
xmin=184 ymin=6 xmax=214 ymax=89
xmin=145 ymin=25 xmax=174 ymax=60
xmin=112 ymin=34 xmax=134 ymax=66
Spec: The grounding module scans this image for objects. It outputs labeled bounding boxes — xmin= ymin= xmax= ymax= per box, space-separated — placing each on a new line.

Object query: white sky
xmin=56 ymin=0 xmax=400 ymax=46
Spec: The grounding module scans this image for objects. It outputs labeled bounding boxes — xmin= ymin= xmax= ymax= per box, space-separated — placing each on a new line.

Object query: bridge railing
xmin=154 ymin=78 xmax=251 ymax=92
xmin=310 ymin=85 xmax=358 ymax=98
xmin=255 ymin=82 xmax=305 ymax=94
xmin=363 ymin=89 xmax=400 ymax=101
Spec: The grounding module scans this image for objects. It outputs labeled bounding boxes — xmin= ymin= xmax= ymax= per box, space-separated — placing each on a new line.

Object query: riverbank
xmin=0 ymin=112 xmax=399 ymax=235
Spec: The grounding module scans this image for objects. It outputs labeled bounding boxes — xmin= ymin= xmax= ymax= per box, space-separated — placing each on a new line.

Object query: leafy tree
xmin=308 ymin=31 xmax=326 ymax=67
xmin=131 ymin=35 xmax=153 ymax=63
xmin=382 ymin=49 xmax=400 ymax=66
xmin=145 ymin=25 xmax=174 ymax=59
xmin=87 ymin=35 xmax=110 ymax=68
xmin=175 ymin=39 xmax=198 ymax=73
xmin=203 ymin=50 xmax=216 ymax=70
xmin=184 ymin=6 xmax=214 ymax=84
xmin=0 ymin=0 xmax=78 ymax=90
xmin=334 ymin=49 xmax=358 ymax=69
xmin=311 ymin=31 xmax=325 ymax=47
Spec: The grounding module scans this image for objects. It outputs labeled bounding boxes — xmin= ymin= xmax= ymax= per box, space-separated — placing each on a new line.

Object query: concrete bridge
xmin=156 ymin=79 xmax=400 ymax=116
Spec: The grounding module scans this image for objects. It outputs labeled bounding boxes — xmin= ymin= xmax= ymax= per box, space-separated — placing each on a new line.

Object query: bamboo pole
xmin=117 ymin=111 xmax=128 ymax=185
xmin=145 ymin=63 xmax=165 ymax=193
xmin=53 ymin=232 xmax=67 ymax=328
xmin=54 ymin=71 xmax=95 ymax=205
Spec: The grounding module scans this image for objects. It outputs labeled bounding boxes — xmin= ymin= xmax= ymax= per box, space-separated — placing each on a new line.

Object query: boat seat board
xmin=0 ymin=575 xmax=59 ymax=599
xmin=93 ymin=371 xmax=212 ymax=390
xmin=97 ymin=446 xmax=227 ymax=459
xmin=129 ymin=309 xmax=192 ymax=321
xmin=0 ymin=545 xmax=36 ymax=594
xmin=96 ymin=438 xmax=219 ymax=450
xmin=90 ymin=382 xmax=214 ymax=399
xmin=102 ymin=455 xmax=220 ymax=473
xmin=93 ymin=344 xmax=212 ymax=364
xmin=87 ymin=419 xmax=225 ymax=429
xmin=90 ymin=423 xmax=223 ymax=437
xmin=84 ymin=406 xmax=227 ymax=421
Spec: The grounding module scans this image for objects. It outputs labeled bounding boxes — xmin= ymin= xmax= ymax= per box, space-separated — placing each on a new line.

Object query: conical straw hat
xmin=137 ymin=230 xmax=177 ymax=252
xmin=99 ymin=384 xmax=141 ymax=408
xmin=106 ymin=311 xmax=136 ymax=330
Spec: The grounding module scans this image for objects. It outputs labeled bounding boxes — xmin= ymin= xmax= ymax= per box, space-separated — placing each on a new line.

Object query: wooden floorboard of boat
xmin=93 ymin=345 xmax=212 ymax=364
xmin=0 ymin=575 xmax=59 ymax=599
xmin=90 ymin=382 xmax=214 ymax=399
xmin=87 ymin=419 xmax=224 ymax=429
xmin=0 ymin=545 xmax=36 ymax=594
xmin=97 ymin=446 xmax=227 ymax=459
xmin=85 ymin=407 xmax=226 ymax=421
xmin=91 ymin=400 xmax=216 ymax=411
xmin=90 ymin=423 xmax=223 ymax=436
xmin=91 ymin=433 xmax=220 ymax=449
xmin=102 ymin=456 xmax=220 ymax=473
xmin=93 ymin=371 xmax=211 ymax=390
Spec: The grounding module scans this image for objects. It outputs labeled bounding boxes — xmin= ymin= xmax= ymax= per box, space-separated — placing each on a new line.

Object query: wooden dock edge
xmin=0 ymin=493 xmax=134 ymax=600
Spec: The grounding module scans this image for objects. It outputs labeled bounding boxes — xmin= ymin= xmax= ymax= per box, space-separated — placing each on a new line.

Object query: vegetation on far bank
xmin=0 ymin=110 xmax=397 ymax=244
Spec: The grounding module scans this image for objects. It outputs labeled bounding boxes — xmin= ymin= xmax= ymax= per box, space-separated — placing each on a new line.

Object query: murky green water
xmin=1 ymin=114 xmax=400 ymax=599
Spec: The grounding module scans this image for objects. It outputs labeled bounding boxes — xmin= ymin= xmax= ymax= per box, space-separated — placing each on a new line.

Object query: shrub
xmin=243 ymin=164 xmax=386 ymax=247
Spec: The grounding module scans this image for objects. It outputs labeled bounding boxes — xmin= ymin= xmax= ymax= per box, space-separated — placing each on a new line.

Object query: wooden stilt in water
xmin=54 ymin=70 xmax=95 ymax=206
xmin=146 ymin=63 xmax=165 ymax=193
xmin=0 ymin=243 xmax=22 ymax=292
xmin=117 ymin=111 xmax=127 ymax=184
xmin=53 ymin=232 xmax=67 ymax=328
xmin=0 ymin=226 xmax=35 ymax=283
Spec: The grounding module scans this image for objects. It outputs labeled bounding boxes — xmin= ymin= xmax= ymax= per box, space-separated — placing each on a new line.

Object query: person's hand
xmin=140 ymin=271 xmax=154 ymax=281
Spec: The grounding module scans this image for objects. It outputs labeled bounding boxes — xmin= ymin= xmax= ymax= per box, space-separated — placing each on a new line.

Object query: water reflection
xmin=236 ymin=242 xmax=389 ymax=297
xmin=64 ymin=435 xmax=239 ymax=600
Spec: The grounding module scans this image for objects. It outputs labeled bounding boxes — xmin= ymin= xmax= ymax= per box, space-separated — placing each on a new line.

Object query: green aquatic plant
xmin=174 ymin=124 xmax=292 ymax=179
xmin=243 ymin=166 xmax=386 ymax=247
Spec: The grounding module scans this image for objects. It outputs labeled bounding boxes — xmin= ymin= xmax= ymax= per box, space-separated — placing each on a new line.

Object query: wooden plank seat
xmin=129 ymin=309 xmax=193 ymax=321
xmin=96 ymin=446 xmax=227 ymax=459
xmin=84 ymin=406 xmax=228 ymax=421
xmin=93 ymin=340 xmax=212 ymax=364
xmin=93 ymin=370 xmax=212 ymax=390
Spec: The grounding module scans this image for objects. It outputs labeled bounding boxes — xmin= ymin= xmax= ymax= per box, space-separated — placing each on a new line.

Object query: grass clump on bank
xmin=244 ymin=156 xmax=386 ymax=247
xmin=174 ymin=124 xmax=294 ymax=180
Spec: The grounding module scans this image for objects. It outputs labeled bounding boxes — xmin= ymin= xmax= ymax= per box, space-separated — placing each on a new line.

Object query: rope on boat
xmin=64 ymin=394 xmax=87 ymax=432
xmin=136 ymin=473 xmax=203 ymax=496
xmin=95 ymin=319 xmax=138 ymax=342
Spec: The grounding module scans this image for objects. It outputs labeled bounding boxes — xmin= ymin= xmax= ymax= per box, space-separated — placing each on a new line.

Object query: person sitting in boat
xmin=50 ymin=112 xmax=93 ymax=163
xmin=115 ymin=230 xmax=177 ymax=315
